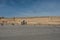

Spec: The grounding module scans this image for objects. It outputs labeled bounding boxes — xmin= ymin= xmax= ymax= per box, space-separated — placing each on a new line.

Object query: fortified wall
xmin=0 ymin=16 xmax=60 ymax=25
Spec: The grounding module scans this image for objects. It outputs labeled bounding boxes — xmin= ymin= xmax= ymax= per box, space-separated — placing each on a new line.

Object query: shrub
xmin=11 ymin=23 xmax=15 ymax=25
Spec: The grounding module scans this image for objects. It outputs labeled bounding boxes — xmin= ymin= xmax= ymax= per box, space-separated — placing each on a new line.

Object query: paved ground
xmin=0 ymin=25 xmax=60 ymax=40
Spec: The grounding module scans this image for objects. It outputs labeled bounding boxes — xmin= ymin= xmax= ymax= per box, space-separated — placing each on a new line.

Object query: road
xmin=0 ymin=25 xmax=60 ymax=40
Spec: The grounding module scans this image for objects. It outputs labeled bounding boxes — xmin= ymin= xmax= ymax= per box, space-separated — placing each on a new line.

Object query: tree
xmin=0 ymin=17 xmax=4 ymax=19
xmin=21 ymin=20 xmax=27 ymax=25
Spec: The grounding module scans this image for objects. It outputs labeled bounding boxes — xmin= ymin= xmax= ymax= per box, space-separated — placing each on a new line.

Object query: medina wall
xmin=18 ymin=17 xmax=60 ymax=25
xmin=0 ymin=16 xmax=60 ymax=25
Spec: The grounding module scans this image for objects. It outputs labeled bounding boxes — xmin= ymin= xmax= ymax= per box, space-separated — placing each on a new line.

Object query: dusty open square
xmin=0 ymin=25 xmax=60 ymax=40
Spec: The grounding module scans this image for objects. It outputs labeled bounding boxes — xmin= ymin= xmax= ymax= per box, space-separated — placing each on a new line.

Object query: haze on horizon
xmin=0 ymin=0 xmax=60 ymax=17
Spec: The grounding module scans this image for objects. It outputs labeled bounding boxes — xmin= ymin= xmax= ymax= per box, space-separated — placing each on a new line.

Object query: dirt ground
xmin=0 ymin=25 xmax=60 ymax=40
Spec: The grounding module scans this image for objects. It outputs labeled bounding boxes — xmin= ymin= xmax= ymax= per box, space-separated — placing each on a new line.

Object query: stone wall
xmin=0 ymin=16 xmax=60 ymax=25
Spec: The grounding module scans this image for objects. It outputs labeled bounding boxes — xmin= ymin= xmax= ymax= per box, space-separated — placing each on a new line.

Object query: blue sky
xmin=0 ymin=0 xmax=60 ymax=17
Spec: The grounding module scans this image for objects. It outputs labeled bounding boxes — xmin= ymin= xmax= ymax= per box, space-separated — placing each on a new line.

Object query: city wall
xmin=0 ymin=16 xmax=60 ymax=25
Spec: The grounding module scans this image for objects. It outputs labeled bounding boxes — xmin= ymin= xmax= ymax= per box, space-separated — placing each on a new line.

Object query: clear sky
xmin=0 ymin=0 xmax=60 ymax=17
